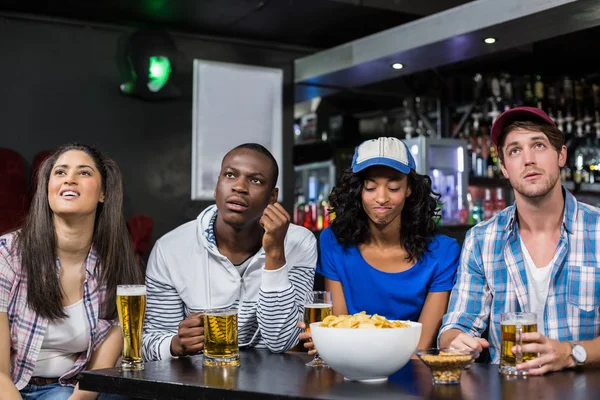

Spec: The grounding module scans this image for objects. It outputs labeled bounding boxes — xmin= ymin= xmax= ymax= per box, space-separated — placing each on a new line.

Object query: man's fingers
xmin=180 ymin=327 xmax=204 ymax=338
xmin=515 ymin=352 xmax=557 ymax=373
xmin=526 ymin=364 xmax=550 ymax=376
xmin=514 ymin=343 xmax=543 ymax=355
xmin=451 ymin=335 xmax=483 ymax=352
xmin=521 ymin=360 xmax=550 ymax=376
xmin=181 ymin=342 xmax=204 ymax=354
xmin=263 ymin=204 xmax=290 ymax=226
xmin=520 ymin=332 xmax=544 ymax=343
xmin=263 ymin=205 xmax=286 ymax=226
xmin=270 ymin=203 xmax=290 ymax=222
xmin=180 ymin=317 xmax=203 ymax=329
xmin=260 ymin=213 xmax=277 ymax=232
xmin=180 ymin=335 xmax=204 ymax=347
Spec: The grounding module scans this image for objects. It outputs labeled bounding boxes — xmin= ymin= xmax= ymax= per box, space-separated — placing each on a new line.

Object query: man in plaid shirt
xmin=440 ymin=106 xmax=600 ymax=374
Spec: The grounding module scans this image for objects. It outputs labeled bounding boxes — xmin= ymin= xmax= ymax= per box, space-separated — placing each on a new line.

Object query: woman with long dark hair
xmin=0 ymin=143 xmax=142 ymax=399
xmin=300 ymin=137 xmax=460 ymax=353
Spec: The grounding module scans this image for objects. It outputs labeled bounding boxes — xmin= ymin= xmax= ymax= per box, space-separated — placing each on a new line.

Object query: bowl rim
xmin=310 ymin=320 xmax=422 ymax=330
xmin=415 ymin=347 xmax=480 ymax=357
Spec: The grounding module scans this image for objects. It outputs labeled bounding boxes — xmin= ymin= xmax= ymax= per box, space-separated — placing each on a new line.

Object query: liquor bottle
xmin=524 ymin=75 xmax=534 ymax=106
xmin=565 ymin=108 xmax=574 ymax=136
xmin=471 ymin=114 xmax=484 ymax=176
xmin=487 ymin=100 xmax=501 ymax=123
xmin=500 ymin=72 xmax=514 ymax=108
xmin=563 ymin=76 xmax=574 ymax=103
xmin=547 ymin=81 xmax=558 ymax=112
xmin=592 ymin=84 xmax=600 ymax=111
xmin=442 ymin=175 xmax=457 ymax=224
xmin=293 ymin=194 xmax=305 ymax=225
xmin=483 ymin=188 xmax=494 ymax=221
xmin=556 ymin=110 xmax=565 ymax=132
xmin=466 ymin=193 xmax=476 ymax=225
xmin=472 ymin=197 xmax=483 ymax=225
xmin=302 ymin=203 xmax=313 ymax=230
xmin=533 ymin=75 xmax=544 ymax=109
xmin=490 ymin=75 xmax=502 ymax=102
xmin=494 ymin=188 xmax=507 ymax=215
xmin=486 ymin=144 xmax=499 ymax=178
xmin=512 ymin=75 xmax=524 ymax=107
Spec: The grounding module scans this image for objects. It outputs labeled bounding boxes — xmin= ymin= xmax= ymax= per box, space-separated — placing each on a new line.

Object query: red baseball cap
xmin=490 ymin=106 xmax=556 ymax=147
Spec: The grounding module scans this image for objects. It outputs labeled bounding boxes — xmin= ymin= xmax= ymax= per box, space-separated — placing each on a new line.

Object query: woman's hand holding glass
xmin=297 ymin=321 xmax=318 ymax=356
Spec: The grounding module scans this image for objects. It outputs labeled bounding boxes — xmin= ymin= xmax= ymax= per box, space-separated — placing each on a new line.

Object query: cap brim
xmin=491 ymin=108 xmax=555 ymax=146
xmin=352 ymin=157 xmax=412 ymax=174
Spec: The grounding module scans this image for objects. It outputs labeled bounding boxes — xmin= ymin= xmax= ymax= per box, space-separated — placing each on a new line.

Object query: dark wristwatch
xmin=570 ymin=343 xmax=587 ymax=366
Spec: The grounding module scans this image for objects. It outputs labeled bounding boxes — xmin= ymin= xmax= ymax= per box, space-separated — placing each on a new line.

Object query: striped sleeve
xmin=438 ymin=229 xmax=491 ymax=343
xmin=142 ymin=242 xmax=186 ymax=361
xmin=256 ymin=233 xmax=317 ymax=353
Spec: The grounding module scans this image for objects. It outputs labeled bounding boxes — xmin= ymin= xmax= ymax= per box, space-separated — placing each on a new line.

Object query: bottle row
xmin=457 ymin=73 xmax=600 ymax=183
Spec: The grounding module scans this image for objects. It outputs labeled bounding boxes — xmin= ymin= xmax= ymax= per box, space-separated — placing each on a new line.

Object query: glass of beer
xmin=203 ymin=309 xmax=239 ymax=367
xmin=304 ymin=291 xmax=333 ymax=367
xmin=500 ymin=312 xmax=537 ymax=376
xmin=116 ymin=284 xmax=147 ymax=371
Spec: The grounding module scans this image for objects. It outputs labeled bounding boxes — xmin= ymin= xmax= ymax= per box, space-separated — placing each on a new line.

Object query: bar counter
xmin=77 ymin=350 xmax=600 ymax=399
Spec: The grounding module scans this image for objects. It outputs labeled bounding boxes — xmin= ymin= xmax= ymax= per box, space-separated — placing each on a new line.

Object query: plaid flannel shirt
xmin=440 ymin=189 xmax=600 ymax=363
xmin=0 ymin=232 xmax=114 ymax=390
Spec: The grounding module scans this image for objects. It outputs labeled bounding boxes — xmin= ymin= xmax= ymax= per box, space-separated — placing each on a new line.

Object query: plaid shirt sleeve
xmin=0 ymin=248 xmax=15 ymax=313
xmin=439 ymin=228 xmax=493 ymax=341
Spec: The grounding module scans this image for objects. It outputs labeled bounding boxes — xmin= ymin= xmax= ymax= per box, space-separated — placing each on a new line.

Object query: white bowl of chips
xmin=310 ymin=312 xmax=422 ymax=382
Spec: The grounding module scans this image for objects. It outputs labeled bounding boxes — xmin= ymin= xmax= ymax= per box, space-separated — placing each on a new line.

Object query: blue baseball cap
xmin=351 ymin=137 xmax=416 ymax=174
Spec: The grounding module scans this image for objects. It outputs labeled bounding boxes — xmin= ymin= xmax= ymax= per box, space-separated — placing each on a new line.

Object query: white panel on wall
xmin=191 ymin=59 xmax=283 ymax=200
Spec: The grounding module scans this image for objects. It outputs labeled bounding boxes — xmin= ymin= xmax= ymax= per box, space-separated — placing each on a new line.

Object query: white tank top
xmin=519 ymin=237 xmax=554 ymax=333
xmin=33 ymin=299 xmax=90 ymax=378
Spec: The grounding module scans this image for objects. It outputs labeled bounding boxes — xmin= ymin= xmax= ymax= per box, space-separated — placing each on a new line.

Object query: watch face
xmin=573 ymin=345 xmax=587 ymax=363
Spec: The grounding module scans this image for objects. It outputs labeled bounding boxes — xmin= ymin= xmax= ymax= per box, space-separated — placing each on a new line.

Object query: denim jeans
xmin=20 ymin=383 xmax=130 ymax=400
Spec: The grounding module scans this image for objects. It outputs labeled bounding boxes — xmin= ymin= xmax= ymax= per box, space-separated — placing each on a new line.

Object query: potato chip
xmin=319 ymin=312 xmax=410 ymax=329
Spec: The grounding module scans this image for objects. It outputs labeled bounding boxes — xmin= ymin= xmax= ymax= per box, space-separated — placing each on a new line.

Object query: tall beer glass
xmin=500 ymin=312 xmax=537 ymax=376
xmin=203 ymin=309 xmax=239 ymax=366
xmin=117 ymin=284 xmax=146 ymax=371
xmin=304 ymin=291 xmax=333 ymax=368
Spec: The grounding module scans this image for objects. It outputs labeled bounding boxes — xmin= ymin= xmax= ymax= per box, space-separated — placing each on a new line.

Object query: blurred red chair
xmin=30 ymin=149 xmax=55 ymax=196
xmin=0 ymin=148 xmax=28 ymax=234
xmin=127 ymin=214 xmax=154 ymax=265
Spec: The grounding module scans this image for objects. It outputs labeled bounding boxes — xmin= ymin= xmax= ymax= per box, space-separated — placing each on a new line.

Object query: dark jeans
xmin=20 ymin=382 xmax=129 ymax=400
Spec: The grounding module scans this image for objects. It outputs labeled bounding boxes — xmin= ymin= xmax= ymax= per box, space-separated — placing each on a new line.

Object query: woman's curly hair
xmin=329 ymin=167 xmax=440 ymax=262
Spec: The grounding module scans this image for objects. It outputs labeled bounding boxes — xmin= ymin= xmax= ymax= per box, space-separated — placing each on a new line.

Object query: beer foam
xmin=305 ymin=303 xmax=333 ymax=308
xmin=204 ymin=309 xmax=237 ymax=316
xmin=500 ymin=319 xmax=536 ymax=325
xmin=117 ymin=285 xmax=146 ymax=296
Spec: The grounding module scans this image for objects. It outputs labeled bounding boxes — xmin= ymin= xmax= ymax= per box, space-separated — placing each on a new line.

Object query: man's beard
xmin=512 ymin=170 xmax=560 ymax=199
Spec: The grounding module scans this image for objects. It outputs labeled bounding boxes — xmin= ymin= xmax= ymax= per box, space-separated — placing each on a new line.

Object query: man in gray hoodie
xmin=142 ymin=143 xmax=317 ymax=361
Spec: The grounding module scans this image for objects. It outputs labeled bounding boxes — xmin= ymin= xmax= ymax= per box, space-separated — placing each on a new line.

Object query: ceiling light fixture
xmin=483 ymin=37 xmax=497 ymax=44
xmin=391 ymin=63 xmax=404 ymax=70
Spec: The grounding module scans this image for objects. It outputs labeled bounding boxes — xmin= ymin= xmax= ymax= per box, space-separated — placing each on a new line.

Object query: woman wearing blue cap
xmin=299 ymin=137 xmax=461 ymax=353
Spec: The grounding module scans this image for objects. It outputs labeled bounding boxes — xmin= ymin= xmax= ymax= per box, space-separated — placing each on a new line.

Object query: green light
xmin=147 ymin=56 xmax=171 ymax=92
